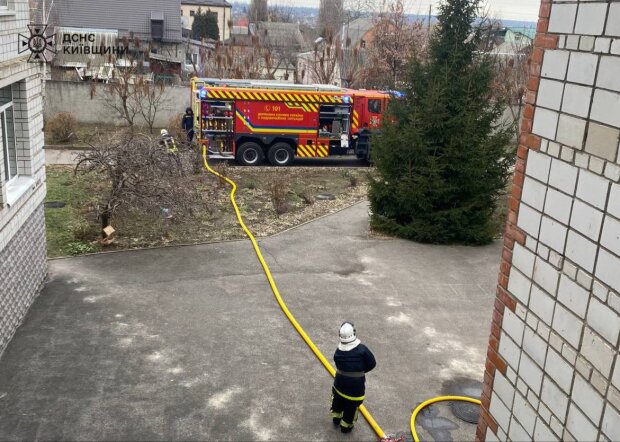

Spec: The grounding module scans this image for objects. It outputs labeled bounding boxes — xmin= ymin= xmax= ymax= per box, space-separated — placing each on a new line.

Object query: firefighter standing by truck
xmin=330 ymin=322 xmax=376 ymax=433
xmin=182 ymin=107 xmax=195 ymax=143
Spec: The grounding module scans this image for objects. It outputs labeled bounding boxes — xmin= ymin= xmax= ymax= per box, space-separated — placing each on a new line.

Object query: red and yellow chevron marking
xmin=316 ymin=144 xmax=329 ymax=157
xmin=296 ymin=143 xmax=330 ymax=158
xmin=205 ymin=88 xmax=346 ymax=105
xmin=285 ymin=102 xmax=304 ymax=110
xmin=352 ymin=109 xmax=359 ymax=130
xmin=296 ymin=144 xmax=314 ymax=158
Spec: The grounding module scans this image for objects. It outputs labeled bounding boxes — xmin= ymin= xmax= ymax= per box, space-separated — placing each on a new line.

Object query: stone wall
xmin=478 ymin=1 xmax=620 ymax=441
xmin=43 ymin=81 xmax=191 ymax=128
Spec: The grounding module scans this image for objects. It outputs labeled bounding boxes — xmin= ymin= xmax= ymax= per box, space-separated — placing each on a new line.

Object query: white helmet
xmin=161 ymin=129 xmax=169 ymax=136
xmin=339 ymin=322 xmax=356 ymax=344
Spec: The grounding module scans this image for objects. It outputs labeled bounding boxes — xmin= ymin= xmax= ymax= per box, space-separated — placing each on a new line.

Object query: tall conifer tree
xmin=369 ymin=0 xmax=514 ymax=244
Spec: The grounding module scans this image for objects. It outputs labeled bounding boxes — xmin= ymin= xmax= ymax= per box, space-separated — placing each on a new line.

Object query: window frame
xmin=0 ymin=100 xmax=18 ymax=184
xmin=368 ymin=99 xmax=381 ymax=114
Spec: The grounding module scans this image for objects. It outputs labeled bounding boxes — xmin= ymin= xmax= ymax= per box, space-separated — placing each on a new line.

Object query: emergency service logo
xmin=18 ymin=24 xmax=56 ymax=62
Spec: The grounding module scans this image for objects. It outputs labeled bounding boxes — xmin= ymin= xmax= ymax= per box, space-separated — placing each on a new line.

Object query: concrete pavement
xmin=0 ymin=202 xmax=501 ymax=441
xmin=44 ymin=148 xmax=86 ymax=165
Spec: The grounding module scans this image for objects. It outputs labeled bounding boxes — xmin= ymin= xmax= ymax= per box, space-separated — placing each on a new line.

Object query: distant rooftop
xmin=181 ymin=0 xmax=231 ymax=6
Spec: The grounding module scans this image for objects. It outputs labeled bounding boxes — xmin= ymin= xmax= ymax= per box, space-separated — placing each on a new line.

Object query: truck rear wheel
xmin=267 ymin=143 xmax=294 ymax=167
xmin=236 ymin=142 xmax=264 ymax=166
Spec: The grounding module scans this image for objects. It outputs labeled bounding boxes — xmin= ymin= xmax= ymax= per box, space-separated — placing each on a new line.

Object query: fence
xmin=43 ymin=80 xmax=191 ymax=129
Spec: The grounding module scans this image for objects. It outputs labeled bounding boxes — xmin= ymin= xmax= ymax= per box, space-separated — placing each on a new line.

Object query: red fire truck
xmin=190 ymin=78 xmax=392 ymax=166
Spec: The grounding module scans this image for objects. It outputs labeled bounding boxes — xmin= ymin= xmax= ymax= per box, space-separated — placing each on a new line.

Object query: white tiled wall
xmin=489 ymin=1 xmax=620 ymax=441
xmin=0 ymin=0 xmax=47 ymax=356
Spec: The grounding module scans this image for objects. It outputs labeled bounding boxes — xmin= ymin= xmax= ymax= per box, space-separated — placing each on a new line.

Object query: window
xmin=190 ymin=10 xmax=195 ymax=16
xmin=1 ymin=86 xmax=17 ymax=183
xmin=186 ymin=52 xmax=197 ymax=65
xmin=0 ymin=0 xmax=8 ymax=8
xmin=368 ymin=99 xmax=381 ymax=114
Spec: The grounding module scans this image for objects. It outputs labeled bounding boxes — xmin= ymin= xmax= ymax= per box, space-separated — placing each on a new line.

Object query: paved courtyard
xmin=0 ymin=202 xmax=501 ymax=441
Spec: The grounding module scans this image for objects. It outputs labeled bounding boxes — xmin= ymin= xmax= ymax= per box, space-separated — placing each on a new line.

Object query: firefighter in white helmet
xmin=160 ymin=129 xmax=178 ymax=154
xmin=330 ymin=321 xmax=376 ymax=433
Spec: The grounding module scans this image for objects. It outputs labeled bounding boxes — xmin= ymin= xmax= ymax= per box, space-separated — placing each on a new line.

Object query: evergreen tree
xmin=369 ymin=0 xmax=514 ymax=245
xmin=192 ymin=8 xmax=220 ymax=41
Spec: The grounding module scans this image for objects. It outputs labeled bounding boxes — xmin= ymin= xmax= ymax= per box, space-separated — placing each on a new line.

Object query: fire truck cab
xmin=191 ymin=78 xmax=391 ymax=166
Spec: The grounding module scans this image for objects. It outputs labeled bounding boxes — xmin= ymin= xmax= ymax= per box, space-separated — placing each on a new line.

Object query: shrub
xmin=46 ymin=112 xmax=78 ymax=144
xmin=270 ymin=177 xmax=289 ymax=215
xmin=297 ymin=188 xmax=315 ymax=205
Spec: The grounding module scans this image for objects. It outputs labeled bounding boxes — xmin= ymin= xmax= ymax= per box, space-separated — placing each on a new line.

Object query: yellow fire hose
xmin=201 ymin=147 xmax=481 ymax=442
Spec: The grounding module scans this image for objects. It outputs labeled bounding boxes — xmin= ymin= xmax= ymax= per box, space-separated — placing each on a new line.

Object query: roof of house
xmin=507 ymin=26 xmax=536 ymax=40
xmin=181 ymin=0 xmax=231 ymax=7
xmin=257 ymin=21 xmax=307 ymax=51
xmin=340 ymin=17 xmax=373 ymax=47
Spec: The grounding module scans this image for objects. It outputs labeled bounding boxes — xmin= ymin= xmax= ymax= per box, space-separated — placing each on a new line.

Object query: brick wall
xmin=478 ymin=1 xmax=620 ymax=441
xmin=0 ymin=206 xmax=46 ymax=357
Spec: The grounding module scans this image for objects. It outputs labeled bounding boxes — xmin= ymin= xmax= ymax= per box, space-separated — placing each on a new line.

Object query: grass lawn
xmin=44 ymin=165 xmax=372 ymax=258
xmin=45 ymin=167 xmax=103 ymax=257
xmin=45 ymin=163 xmax=510 ymax=258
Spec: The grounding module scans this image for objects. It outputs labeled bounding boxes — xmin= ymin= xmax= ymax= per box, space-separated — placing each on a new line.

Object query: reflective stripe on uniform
xmin=336 ymin=369 xmax=365 ymax=378
xmin=333 ymin=387 xmax=365 ymax=402
xmin=330 ymin=411 xmax=343 ymax=419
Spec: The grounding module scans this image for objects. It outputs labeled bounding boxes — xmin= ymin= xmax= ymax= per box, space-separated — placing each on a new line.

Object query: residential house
xmin=222 ymin=21 xmax=308 ymax=82
xmin=181 ymin=0 xmax=232 ymax=41
xmin=256 ymin=21 xmax=308 ymax=82
xmin=297 ymin=17 xmax=374 ymax=86
xmin=483 ymin=26 xmax=535 ymax=57
xmin=0 ymin=0 xmax=47 ymax=357
xmin=50 ymin=0 xmax=184 ymax=77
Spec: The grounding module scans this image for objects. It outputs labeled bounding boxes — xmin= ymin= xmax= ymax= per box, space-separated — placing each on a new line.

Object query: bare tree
xmin=201 ymin=36 xmax=266 ymax=79
xmin=101 ymin=70 xmax=141 ymax=126
xmin=343 ymin=0 xmax=378 ymax=24
xmin=249 ymin=0 xmax=268 ymax=23
xmin=259 ymin=25 xmax=302 ymax=81
xmin=338 ymin=35 xmax=363 ymax=87
xmin=359 ymin=0 xmax=425 ymax=89
xmin=136 ymin=80 xmax=170 ymax=134
xmin=74 ymin=131 xmax=192 ymax=233
xmin=319 ymin=0 xmax=344 ymax=37
xmin=490 ymin=35 xmax=533 ymax=124
xmin=96 ymin=38 xmax=144 ymax=126
xmin=310 ymin=30 xmax=340 ymax=84
xmin=268 ymin=4 xmax=295 ymax=23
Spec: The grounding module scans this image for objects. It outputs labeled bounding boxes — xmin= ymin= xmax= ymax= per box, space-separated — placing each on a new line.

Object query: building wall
xmin=479 ymin=1 xmax=620 ymax=441
xmin=0 ymin=0 xmax=48 ymax=358
xmin=52 ymin=0 xmax=182 ymax=43
xmin=0 ymin=206 xmax=47 ymax=355
xmin=181 ymin=4 xmax=231 ymax=40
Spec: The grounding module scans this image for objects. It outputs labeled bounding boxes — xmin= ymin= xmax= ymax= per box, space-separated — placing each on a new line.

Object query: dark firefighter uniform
xmin=330 ymin=322 xmax=376 ymax=433
xmin=182 ymin=107 xmax=195 ymax=142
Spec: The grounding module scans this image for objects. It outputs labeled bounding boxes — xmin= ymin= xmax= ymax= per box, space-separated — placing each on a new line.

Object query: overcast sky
xmin=262 ymin=0 xmax=541 ymax=22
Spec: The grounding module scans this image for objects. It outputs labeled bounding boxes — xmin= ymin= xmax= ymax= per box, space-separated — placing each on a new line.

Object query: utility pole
xmin=428 ymin=4 xmax=432 ymax=33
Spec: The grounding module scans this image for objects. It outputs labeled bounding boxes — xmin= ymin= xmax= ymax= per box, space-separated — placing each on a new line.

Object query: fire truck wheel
xmin=237 ymin=142 xmax=265 ymax=166
xmin=268 ymin=143 xmax=294 ymax=167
